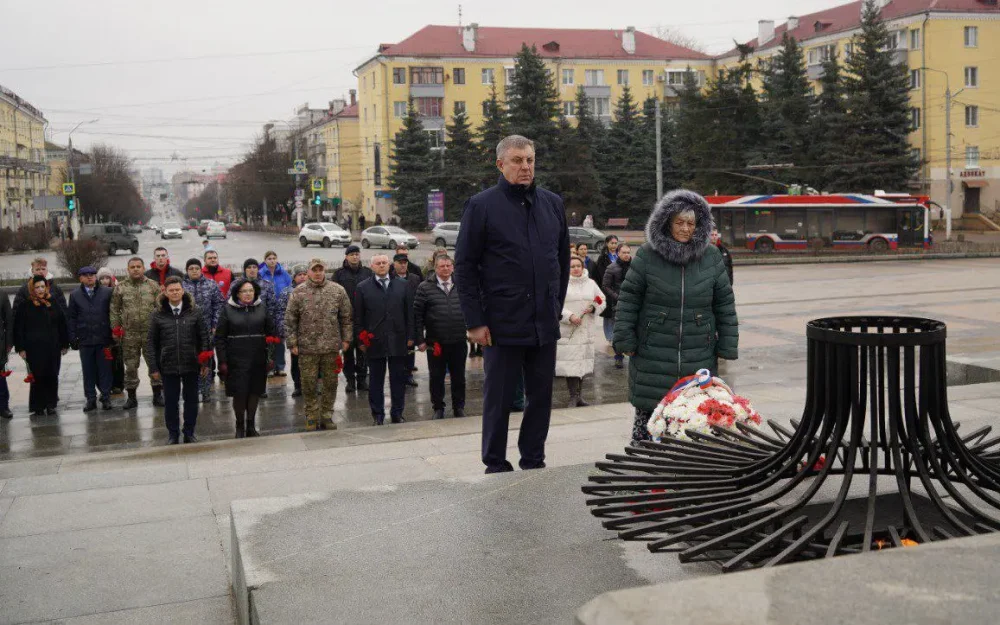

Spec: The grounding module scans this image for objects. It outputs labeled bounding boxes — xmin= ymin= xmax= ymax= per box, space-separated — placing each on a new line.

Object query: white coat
xmin=556 ymin=274 xmax=607 ymax=378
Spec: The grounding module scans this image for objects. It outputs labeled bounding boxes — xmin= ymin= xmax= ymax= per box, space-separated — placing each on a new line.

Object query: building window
xmin=393 ymin=101 xmax=406 ymax=118
xmin=909 ymin=107 xmax=921 ymax=131
xmin=504 ymin=67 xmax=516 ymax=84
xmin=807 ymin=45 xmax=835 ymax=66
xmin=454 ymin=101 xmax=466 ymax=114
xmin=666 ymin=70 xmax=704 ymax=86
xmin=453 ymin=68 xmax=465 ymax=85
xmin=410 ymin=67 xmax=444 ymax=85
xmin=617 ymin=69 xmax=629 ymax=85
xmin=964 ymin=26 xmax=978 ymax=47
xmin=584 ymin=69 xmax=605 ymax=86
xmin=965 ymin=66 xmax=978 ymax=88
xmin=910 ymin=148 xmax=922 ymax=167
xmin=589 ymin=97 xmax=610 ymax=117
xmin=363 ymin=107 xmax=367 ymax=122
xmin=426 ymin=129 xmax=445 ymax=150
xmin=966 ymin=145 xmax=980 ymax=168
xmin=413 ymin=97 xmax=444 ymax=117
xmin=966 ymin=105 xmax=979 ymax=127
xmin=642 ymin=69 xmax=654 ymax=86
xmin=910 ymin=29 xmax=921 ymax=50
xmin=843 ymin=43 xmax=853 ymax=61
xmin=482 ymin=68 xmax=495 ymax=85
xmin=563 ymin=101 xmax=576 ymax=117
xmin=561 ymin=69 xmax=574 ymax=85
xmin=393 ymin=68 xmax=406 ymax=84
xmin=910 ymin=69 xmax=921 ymax=90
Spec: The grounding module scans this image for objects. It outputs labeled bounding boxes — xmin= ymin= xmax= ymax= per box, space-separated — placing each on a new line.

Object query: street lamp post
xmin=269 ymin=119 xmax=302 ymax=228
xmin=921 ymin=67 xmax=960 ymax=241
xmin=67 ymin=119 xmax=99 ymax=236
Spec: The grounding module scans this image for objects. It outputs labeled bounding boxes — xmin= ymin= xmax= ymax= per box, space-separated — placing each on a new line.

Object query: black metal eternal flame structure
xmin=584 ymin=317 xmax=1000 ymax=571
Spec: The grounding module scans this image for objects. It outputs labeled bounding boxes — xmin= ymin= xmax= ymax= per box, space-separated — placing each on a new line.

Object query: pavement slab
xmin=51 ymin=596 xmax=235 ymax=625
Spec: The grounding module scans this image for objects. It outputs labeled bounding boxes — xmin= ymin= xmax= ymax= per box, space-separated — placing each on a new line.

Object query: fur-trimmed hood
xmin=644 ymin=189 xmax=714 ymax=266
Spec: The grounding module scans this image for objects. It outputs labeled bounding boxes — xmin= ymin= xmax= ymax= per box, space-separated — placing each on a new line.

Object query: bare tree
xmin=647 ymin=25 xmax=708 ymax=54
xmin=74 ymin=144 xmax=147 ymax=224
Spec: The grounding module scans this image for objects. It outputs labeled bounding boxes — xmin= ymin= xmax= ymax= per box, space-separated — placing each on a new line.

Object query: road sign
xmin=311 ymin=179 xmax=324 ymax=192
xmin=62 ymin=183 xmax=76 ymax=196
xmin=293 ymin=160 xmax=307 ymax=174
xmin=294 ymin=189 xmax=305 ymax=200
xmin=322 ymin=210 xmax=336 ymax=217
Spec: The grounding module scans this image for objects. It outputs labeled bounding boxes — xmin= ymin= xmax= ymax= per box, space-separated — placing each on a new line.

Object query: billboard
xmin=426 ymin=191 xmax=444 ymax=228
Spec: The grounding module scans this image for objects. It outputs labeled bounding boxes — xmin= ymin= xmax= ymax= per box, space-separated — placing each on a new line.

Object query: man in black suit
xmin=354 ymin=254 xmax=414 ymax=425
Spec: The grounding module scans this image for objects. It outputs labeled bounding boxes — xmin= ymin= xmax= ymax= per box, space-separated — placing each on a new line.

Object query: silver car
xmin=361 ymin=226 xmax=419 ymax=249
xmin=430 ymin=222 xmax=460 ymax=248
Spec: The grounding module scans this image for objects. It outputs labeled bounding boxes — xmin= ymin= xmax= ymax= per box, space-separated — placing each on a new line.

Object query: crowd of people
xmin=1 ymin=134 xmax=740 ymax=475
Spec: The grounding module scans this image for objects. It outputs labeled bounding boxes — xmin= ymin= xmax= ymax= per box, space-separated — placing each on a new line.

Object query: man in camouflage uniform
xmin=111 ymin=257 xmax=163 ymax=409
xmin=182 ymin=257 xmax=224 ymax=403
xmin=284 ymin=258 xmax=352 ymax=431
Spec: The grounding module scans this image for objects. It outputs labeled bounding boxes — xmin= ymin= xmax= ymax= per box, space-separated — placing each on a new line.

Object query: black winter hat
xmin=243 ymin=258 xmax=259 ymax=271
xmin=345 ymin=244 xmax=361 ymax=255
xmin=186 ymin=258 xmax=202 ymax=269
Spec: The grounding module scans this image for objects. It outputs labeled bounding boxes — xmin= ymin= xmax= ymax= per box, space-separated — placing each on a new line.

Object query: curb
xmin=733 ymin=251 xmax=1000 ymax=267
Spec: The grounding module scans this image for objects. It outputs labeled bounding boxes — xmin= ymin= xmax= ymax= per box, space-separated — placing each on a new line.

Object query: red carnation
xmin=103 ymin=347 xmax=114 ymax=361
xmin=359 ymin=330 xmax=374 ymax=348
xmin=23 ymin=373 xmax=35 ymax=384
xmin=0 ymin=369 xmax=10 ymax=378
xmin=432 ymin=342 xmax=442 ymax=357
xmin=112 ymin=326 xmax=125 ymax=339
xmin=197 ymin=350 xmax=214 ymax=365
xmin=594 ymin=295 xmax=603 ymax=305
xmin=265 ymin=336 xmax=281 ymax=345
xmin=698 ymin=399 xmax=736 ymax=428
xmin=333 ymin=355 xmax=344 ymax=374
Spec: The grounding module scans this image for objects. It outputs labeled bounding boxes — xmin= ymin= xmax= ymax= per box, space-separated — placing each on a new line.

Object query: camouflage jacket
xmin=284 ymin=279 xmax=352 ymax=355
xmin=110 ymin=276 xmax=161 ymax=338
xmin=183 ymin=276 xmax=224 ymax=331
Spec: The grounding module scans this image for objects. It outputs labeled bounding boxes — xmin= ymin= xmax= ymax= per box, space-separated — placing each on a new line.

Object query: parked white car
xmin=430 ymin=222 xmax=460 ymax=248
xmin=160 ymin=222 xmax=184 ymax=240
xmin=298 ymin=222 xmax=352 ymax=248
xmin=360 ymin=226 xmax=418 ymax=249
xmin=205 ymin=221 xmax=227 ymax=239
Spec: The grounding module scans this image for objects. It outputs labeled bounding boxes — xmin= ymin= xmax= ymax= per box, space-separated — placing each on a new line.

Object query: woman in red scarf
xmin=13 ymin=276 xmax=69 ymax=416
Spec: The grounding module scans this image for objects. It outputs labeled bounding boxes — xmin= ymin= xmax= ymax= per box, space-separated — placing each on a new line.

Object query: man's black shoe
xmin=345 ymin=382 xmax=356 ymax=393
xmin=291 ymin=388 xmax=302 ymax=398
xmin=123 ymin=390 xmax=138 ymax=410
xmin=46 ymin=407 xmax=57 ymax=416
xmin=485 ymin=461 xmax=514 ymax=474
xmin=432 ymin=408 xmax=445 ymax=420
xmin=83 ymin=399 xmax=97 ymax=412
xmin=260 ymin=392 xmax=268 ymax=399
xmin=183 ymin=434 xmax=199 ymax=444
xmin=167 ymin=434 xmax=180 ymax=445
xmin=409 ymin=366 xmax=418 ymax=372
xmin=101 ymin=397 xmax=113 ymax=411
xmin=405 ymin=377 xmax=418 ymax=387
xmin=0 ymin=408 xmax=12 ymax=419
xmin=357 ymin=379 xmax=369 ymax=392
xmin=390 ymin=415 xmax=406 ymax=424
xmin=511 ymin=402 xmax=525 ymax=412
xmin=373 ymin=415 xmax=384 ymax=426
xmin=454 ymin=408 xmax=466 ymax=418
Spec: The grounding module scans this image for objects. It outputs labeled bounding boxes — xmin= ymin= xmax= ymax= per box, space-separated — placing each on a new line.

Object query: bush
xmin=56 ymin=239 xmax=109 ymax=279
xmin=13 ymin=223 xmax=51 ymax=252
xmin=0 ymin=228 xmax=14 ymax=253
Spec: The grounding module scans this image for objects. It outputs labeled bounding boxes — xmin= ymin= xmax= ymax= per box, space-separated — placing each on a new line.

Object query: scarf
xmin=27 ymin=278 xmax=52 ymax=308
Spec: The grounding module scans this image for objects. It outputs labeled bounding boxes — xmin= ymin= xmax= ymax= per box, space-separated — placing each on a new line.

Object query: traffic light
xmin=313 ymin=192 xmax=322 ymax=207
xmin=66 ymin=197 xmax=76 ymax=212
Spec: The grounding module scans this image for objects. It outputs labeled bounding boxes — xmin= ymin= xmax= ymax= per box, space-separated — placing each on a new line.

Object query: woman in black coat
xmin=14 ymin=276 xmax=69 ymax=416
xmin=215 ymin=279 xmax=276 ymax=438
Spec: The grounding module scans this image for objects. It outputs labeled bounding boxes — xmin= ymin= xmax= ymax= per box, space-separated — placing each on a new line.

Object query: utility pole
xmin=655 ymin=99 xmax=663 ymax=200
xmin=66 ymin=119 xmax=98 ymax=236
xmin=944 ymin=84 xmax=952 ymax=242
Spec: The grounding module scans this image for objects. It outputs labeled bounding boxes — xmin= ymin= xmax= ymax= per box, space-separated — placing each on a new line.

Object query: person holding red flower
xmin=146 ymin=277 xmax=210 ymax=444
xmin=555 ymin=255 xmax=607 ymax=407
xmin=414 ymin=254 xmax=468 ymax=420
xmin=14 ymin=276 xmax=69 ymax=416
xmin=215 ymin=279 xmax=277 ymax=438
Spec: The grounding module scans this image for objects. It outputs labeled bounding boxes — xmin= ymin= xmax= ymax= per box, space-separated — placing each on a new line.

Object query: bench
xmin=605 ymin=218 xmax=629 ymax=229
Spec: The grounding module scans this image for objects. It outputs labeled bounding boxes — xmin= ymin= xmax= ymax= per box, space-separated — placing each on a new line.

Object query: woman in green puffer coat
xmin=613 ymin=189 xmax=739 ymax=443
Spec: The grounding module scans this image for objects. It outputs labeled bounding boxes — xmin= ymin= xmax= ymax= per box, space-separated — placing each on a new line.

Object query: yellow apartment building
xmin=716 ymin=0 xmax=1000 ymax=223
xmin=322 ymin=98 xmax=362 ymax=224
xmin=0 ymin=84 xmax=49 ymax=231
xmin=354 ymin=25 xmax=711 ymax=221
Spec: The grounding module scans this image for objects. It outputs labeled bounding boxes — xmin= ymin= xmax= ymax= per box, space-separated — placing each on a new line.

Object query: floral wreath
xmin=647 ymin=369 xmax=762 ymax=442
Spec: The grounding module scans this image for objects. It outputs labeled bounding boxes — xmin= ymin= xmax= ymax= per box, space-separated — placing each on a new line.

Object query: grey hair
xmin=496 ymin=135 xmax=535 ymax=160
xmin=673 ymin=208 xmax=697 ymax=223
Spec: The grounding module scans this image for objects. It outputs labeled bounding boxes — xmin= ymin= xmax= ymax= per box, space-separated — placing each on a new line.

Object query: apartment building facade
xmin=0 ymin=84 xmax=49 ymax=230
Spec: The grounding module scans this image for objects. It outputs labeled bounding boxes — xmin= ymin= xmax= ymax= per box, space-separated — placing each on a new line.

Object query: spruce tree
xmin=387 ymin=99 xmax=433 ymax=230
xmin=600 ymin=86 xmax=651 ymax=222
xmin=809 ymin=52 xmax=851 ymax=190
xmin=574 ymin=86 xmax=606 ymax=148
xmin=506 ymin=44 xmax=561 ymax=187
xmin=841 ymin=0 xmax=916 ymax=190
xmin=642 ymin=96 xmax=678 ymax=198
xmin=551 ymin=114 xmax=602 ymax=218
xmin=757 ymin=33 xmax=814 ymax=186
xmin=672 ymin=69 xmax=708 ymax=187
xmin=476 ymin=84 xmax=508 ymax=189
xmin=441 ymin=103 xmax=481 ymax=221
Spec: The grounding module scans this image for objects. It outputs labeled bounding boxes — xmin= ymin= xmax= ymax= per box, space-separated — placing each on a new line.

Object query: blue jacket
xmin=454 ymin=175 xmax=570 ymax=346
xmin=67 ymin=284 xmax=113 ymax=347
xmin=354 ymin=275 xmax=413 ymax=359
xmin=260 ymin=263 xmax=293 ymax=298
xmin=183 ymin=276 xmax=224 ymax=332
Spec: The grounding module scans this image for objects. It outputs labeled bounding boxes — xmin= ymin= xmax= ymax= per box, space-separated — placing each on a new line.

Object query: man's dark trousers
xmin=80 ymin=345 xmax=112 ymax=401
xmin=0 ymin=378 xmax=9 ymax=412
xmin=163 ymin=372 xmax=199 ymax=437
xmin=291 ymin=353 xmax=301 ymax=391
xmin=428 ymin=342 xmax=466 ymax=412
xmin=344 ymin=344 xmax=366 ymax=385
xmin=482 ymin=343 xmax=557 ymax=471
xmin=368 ymin=356 xmax=407 ymax=423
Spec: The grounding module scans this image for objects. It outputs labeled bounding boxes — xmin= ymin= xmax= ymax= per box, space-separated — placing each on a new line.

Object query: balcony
xmin=410 ymin=84 xmax=445 ymax=98
xmin=890 ymin=48 xmax=908 ymax=66
xmin=582 ymin=85 xmax=611 ymax=98
xmin=807 ymin=64 xmax=825 ymax=80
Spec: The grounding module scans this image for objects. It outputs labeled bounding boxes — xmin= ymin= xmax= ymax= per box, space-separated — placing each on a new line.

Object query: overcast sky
xmin=0 ymin=0 xmax=846 ymax=176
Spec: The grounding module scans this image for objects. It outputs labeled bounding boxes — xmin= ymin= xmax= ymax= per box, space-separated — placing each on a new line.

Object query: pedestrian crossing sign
xmin=62 ymin=183 xmax=76 ymax=196
xmin=311 ymin=179 xmax=324 ymax=192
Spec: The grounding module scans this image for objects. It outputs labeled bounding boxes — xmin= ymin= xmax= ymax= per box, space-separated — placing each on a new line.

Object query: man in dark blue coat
xmin=455 ymin=134 xmax=571 ymax=473
xmin=354 ymin=254 xmax=415 ymax=425
xmin=67 ymin=266 xmax=114 ymax=411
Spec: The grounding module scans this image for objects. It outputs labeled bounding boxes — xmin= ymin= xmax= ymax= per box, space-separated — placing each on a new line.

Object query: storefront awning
xmin=963 ymin=179 xmax=989 ymax=188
